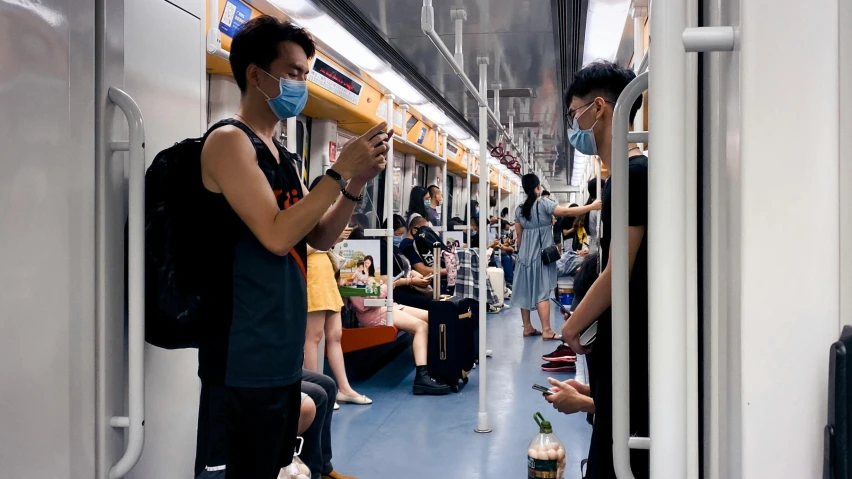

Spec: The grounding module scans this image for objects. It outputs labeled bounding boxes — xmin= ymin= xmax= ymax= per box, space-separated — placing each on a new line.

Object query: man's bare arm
xmin=201 ymin=126 xmax=345 ymax=256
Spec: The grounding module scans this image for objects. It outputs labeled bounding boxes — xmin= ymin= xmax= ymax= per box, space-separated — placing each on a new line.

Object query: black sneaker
xmin=541 ymin=361 xmax=576 ymax=373
xmin=542 ymin=343 xmax=577 ymax=363
xmin=413 ymin=370 xmax=451 ymax=395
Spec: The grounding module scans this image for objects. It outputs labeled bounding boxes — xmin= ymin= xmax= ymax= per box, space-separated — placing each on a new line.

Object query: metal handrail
xmin=611 ymin=71 xmax=649 ymax=479
xmin=107 ymin=87 xmax=146 ymax=479
xmin=384 ymin=95 xmax=395 ymax=326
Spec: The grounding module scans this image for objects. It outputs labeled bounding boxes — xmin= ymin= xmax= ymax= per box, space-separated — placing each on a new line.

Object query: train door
xmin=121 ymin=2 xmax=205 ymax=477
xmin=0 ymin=0 xmax=99 ymax=477
xmin=96 ymin=1 xmax=206 ymax=478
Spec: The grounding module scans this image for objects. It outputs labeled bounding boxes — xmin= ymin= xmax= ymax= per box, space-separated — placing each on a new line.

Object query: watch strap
xmin=325 ymin=168 xmax=348 ymax=189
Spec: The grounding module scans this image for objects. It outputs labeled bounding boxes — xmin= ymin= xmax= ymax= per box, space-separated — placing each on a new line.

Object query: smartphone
xmin=370 ymin=128 xmax=394 ymax=147
xmin=532 ymin=384 xmax=554 ymax=396
xmin=579 ymin=321 xmax=597 ymax=347
xmin=550 ymin=297 xmax=571 ymax=315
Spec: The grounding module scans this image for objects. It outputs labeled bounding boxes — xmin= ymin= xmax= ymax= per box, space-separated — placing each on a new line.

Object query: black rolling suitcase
xmin=427 ymin=247 xmax=476 ymax=392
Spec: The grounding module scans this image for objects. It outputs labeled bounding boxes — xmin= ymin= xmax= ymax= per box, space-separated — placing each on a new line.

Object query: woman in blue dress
xmin=513 ymin=173 xmax=601 ymax=339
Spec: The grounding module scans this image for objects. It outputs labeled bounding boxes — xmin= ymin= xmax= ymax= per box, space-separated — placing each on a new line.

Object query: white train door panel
xmin=0 ymin=0 xmax=98 ymax=477
xmin=97 ymin=0 xmax=204 ymax=477
xmin=124 ymin=1 xmax=204 ymax=478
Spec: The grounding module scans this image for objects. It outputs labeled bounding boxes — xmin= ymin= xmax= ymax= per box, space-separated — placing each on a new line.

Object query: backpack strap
xmin=206 ymin=118 xmax=305 ymax=191
xmin=205 ymin=118 xmax=279 ymax=168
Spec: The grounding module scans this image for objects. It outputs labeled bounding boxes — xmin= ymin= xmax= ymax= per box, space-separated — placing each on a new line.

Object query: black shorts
xmin=195 ymin=381 xmax=302 ymax=479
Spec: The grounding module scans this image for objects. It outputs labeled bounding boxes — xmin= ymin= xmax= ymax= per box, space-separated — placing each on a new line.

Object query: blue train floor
xmin=328 ymin=303 xmax=592 ymax=479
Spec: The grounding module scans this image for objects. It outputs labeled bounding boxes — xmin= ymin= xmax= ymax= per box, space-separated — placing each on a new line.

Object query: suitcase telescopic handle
xmin=433 ymin=247 xmax=441 ymax=300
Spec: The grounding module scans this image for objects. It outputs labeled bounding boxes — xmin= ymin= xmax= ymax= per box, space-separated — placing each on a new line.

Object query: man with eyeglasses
xmin=543 ymin=61 xmax=648 ymax=479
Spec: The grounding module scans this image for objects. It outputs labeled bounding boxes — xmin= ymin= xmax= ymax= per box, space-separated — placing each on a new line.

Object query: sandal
xmin=524 ymin=329 xmax=543 ymax=337
xmin=542 ymin=333 xmax=563 ymax=341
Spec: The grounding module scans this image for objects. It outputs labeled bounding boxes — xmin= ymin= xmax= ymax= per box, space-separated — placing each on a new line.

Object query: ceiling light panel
xmin=415 ymin=102 xmax=451 ymax=125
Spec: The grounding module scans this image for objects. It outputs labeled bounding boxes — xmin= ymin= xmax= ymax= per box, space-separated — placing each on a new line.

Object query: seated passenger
xmin=298 ymin=392 xmax=316 ymax=435
xmin=346 ymin=281 xmax=449 ymax=395
xmin=489 ymin=219 xmax=516 ymax=287
xmin=399 ymin=215 xmax=449 ymax=292
xmin=300 ymin=369 xmax=358 ymax=479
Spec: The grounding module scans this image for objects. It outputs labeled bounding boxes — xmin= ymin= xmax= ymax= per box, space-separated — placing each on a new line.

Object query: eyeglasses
xmin=565 ymin=98 xmax=615 ymax=125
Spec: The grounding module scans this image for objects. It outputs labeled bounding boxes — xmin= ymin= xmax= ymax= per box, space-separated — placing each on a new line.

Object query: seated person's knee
xmin=298 ymin=394 xmax=316 ymax=435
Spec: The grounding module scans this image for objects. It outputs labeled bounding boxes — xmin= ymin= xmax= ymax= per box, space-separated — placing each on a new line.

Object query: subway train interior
xmin=2 ymin=0 xmax=852 ymax=478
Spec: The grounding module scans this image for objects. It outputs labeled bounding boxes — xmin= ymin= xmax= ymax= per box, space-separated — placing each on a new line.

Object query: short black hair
xmin=428 ymin=185 xmax=440 ymax=195
xmin=408 ymin=215 xmax=429 ymax=229
xmin=229 ymin=16 xmax=315 ymax=93
xmin=541 ymin=190 xmax=551 ymax=197
xmin=566 ymin=61 xmax=642 ymax=125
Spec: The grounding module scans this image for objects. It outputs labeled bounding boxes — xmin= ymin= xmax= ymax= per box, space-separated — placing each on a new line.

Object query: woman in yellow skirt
xmin=303 ymin=178 xmax=372 ymax=407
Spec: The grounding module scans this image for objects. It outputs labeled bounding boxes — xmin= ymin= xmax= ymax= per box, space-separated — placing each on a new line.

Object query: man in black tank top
xmin=194 ymin=16 xmax=392 ymax=479
xmin=542 ymin=62 xmax=650 ymax=479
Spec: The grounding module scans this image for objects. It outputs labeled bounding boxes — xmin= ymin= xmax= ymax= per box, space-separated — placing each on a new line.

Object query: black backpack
xmin=136 ymin=136 xmax=206 ymax=349
xmin=412 ymin=225 xmax=449 ymax=268
xmin=136 ymin=120 xmax=300 ymax=349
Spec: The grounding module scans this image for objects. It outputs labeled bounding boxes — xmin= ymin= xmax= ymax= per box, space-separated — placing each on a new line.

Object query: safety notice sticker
xmin=219 ymin=0 xmax=251 ymax=38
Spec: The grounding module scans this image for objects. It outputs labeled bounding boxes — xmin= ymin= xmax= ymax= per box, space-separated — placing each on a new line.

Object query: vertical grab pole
xmin=466 ymin=159 xmax=472 ymax=236
xmin=385 ymin=94 xmax=396 ymax=326
xmin=611 ymin=72 xmax=649 ymax=479
xmin=107 ymin=87 xmax=146 ymax=479
xmin=475 ymin=56 xmax=492 ymax=434
xmin=684 ymin=0 xmax=699 ymax=476
xmin=650 ymin=0 xmax=688 ymax=473
xmin=441 ymin=130 xmax=448 ymax=230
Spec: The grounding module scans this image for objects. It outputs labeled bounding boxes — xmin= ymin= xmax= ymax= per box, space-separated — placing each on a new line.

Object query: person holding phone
xmin=194 ymin=16 xmax=392 ymax=478
xmin=542 ymin=378 xmax=595 ymax=414
xmin=559 ymin=61 xmax=649 ymax=479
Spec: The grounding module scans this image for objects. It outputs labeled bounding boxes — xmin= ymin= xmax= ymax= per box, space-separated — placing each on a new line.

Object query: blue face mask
xmin=259 ymin=70 xmax=308 ymax=120
xmin=424 ymin=200 xmax=431 ymax=209
xmin=392 ymin=235 xmax=404 ymax=247
xmin=568 ymin=103 xmax=599 ymax=155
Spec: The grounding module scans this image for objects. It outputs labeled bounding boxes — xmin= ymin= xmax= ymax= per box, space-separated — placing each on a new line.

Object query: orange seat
xmin=339 ymin=325 xmax=400 ymax=354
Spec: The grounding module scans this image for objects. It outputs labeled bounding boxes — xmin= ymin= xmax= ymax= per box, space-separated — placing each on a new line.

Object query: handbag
xmin=538 ymin=202 xmax=560 ymax=265
xmin=326 ymin=250 xmax=346 ymax=273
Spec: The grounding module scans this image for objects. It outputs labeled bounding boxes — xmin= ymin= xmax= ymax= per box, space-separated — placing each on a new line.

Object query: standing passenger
xmin=545 ymin=61 xmax=648 ymax=479
xmin=427 ymin=185 xmax=442 ymax=226
xmin=194 ymin=16 xmax=391 ymax=479
xmin=512 ymin=174 xmax=600 ymax=340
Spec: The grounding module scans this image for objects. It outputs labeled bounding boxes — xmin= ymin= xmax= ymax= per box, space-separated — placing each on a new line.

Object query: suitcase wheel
xmin=451 ymin=384 xmax=461 ymax=393
xmin=462 ymin=376 xmax=469 ymax=385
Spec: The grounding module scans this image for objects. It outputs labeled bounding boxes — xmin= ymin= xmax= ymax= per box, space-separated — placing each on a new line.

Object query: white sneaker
xmin=333 ymin=402 xmax=340 ymax=410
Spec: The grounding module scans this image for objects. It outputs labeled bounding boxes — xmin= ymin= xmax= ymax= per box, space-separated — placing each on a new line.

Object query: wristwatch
xmin=325 ymin=168 xmax=348 ymax=189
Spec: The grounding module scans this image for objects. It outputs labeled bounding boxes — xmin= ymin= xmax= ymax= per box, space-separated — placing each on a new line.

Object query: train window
xmin=415 ymin=163 xmax=427 ymax=187
xmin=446 ymin=175 xmax=455 ymax=221
xmin=392 ymin=152 xmax=404 ymax=214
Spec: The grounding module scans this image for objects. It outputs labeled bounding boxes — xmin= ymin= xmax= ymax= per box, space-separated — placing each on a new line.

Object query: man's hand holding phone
xmin=544 ymin=377 xmax=594 ymax=415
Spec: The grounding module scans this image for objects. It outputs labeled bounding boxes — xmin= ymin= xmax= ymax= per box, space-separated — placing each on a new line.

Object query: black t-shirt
xmin=398 ymin=238 xmax=422 ymax=268
xmin=586 ymin=155 xmax=649 ymax=479
xmin=469 ymin=231 xmax=479 ymax=248
xmin=195 ymin=120 xmax=307 ymax=389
